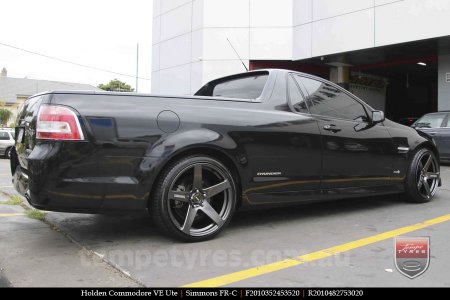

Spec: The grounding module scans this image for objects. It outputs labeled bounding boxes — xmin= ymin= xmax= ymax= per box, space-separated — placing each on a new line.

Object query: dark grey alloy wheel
xmin=151 ymin=156 xmax=236 ymax=242
xmin=406 ymin=148 xmax=440 ymax=203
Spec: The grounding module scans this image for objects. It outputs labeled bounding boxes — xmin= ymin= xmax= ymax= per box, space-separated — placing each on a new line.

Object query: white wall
xmin=152 ymin=0 xmax=197 ymax=95
xmin=294 ymin=0 xmax=450 ymax=60
xmin=152 ymin=0 xmax=293 ymax=94
xmin=153 ymin=0 xmax=450 ymax=95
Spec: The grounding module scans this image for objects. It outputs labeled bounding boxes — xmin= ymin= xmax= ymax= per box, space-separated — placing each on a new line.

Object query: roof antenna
xmin=226 ymin=38 xmax=248 ymax=72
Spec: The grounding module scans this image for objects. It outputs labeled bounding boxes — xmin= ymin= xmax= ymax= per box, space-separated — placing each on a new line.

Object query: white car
xmin=0 ymin=128 xmax=15 ymax=158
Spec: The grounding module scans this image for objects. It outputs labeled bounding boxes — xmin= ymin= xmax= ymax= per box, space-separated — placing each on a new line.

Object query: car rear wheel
xmin=405 ymin=148 xmax=440 ymax=203
xmin=150 ymin=156 xmax=237 ymax=242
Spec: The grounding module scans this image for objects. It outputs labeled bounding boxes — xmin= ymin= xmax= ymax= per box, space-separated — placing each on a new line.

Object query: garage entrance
xmin=251 ymin=37 xmax=450 ymax=125
xmin=354 ymin=56 xmax=437 ymax=123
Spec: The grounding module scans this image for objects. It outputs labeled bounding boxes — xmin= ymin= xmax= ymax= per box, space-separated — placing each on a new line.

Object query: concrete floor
xmin=1 ymin=158 xmax=450 ymax=287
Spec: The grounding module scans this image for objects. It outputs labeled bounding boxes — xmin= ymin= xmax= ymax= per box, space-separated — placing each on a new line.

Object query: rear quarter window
xmin=195 ymin=72 xmax=268 ymax=100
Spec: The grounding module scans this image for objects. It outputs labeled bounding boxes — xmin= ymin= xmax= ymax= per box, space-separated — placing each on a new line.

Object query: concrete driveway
xmin=1 ymin=158 xmax=450 ymax=287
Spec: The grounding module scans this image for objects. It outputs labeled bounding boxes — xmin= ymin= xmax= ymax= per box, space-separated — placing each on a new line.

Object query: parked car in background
xmin=0 ymin=128 xmax=15 ymax=158
xmin=412 ymin=112 xmax=450 ymax=162
xmin=398 ymin=117 xmax=418 ymax=127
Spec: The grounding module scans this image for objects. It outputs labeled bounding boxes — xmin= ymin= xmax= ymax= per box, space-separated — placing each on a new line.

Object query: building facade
xmin=152 ymin=0 xmax=450 ymax=119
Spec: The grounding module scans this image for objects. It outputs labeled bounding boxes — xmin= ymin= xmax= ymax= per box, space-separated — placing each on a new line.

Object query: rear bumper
xmin=11 ymin=142 xmax=159 ymax=213
xmin=12 ymin=165 xmax=30 ymax=202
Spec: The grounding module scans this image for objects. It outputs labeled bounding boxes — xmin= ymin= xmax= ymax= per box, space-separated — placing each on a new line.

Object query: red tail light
xmin=36 ymin=105 xmax=84 ymax=140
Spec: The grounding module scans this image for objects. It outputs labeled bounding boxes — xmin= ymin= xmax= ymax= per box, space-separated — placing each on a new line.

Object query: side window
xmin=295 ymin=76 xmax=369 ymax=122
xmin=0 ymin=132 xmax=9 ymax=140
xmin=287 ymin=75 xmax=309 ymax=114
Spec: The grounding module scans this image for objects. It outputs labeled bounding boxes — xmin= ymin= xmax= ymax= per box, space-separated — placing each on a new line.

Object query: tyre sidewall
xmin=156 ymin=156 xmax=237 ymax=242
xmin=405 ymin=148 xmax=438 ymax=203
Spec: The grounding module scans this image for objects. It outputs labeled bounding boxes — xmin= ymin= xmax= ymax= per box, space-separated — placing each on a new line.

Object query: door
xmin=438 ymin=116 xmax=450 ymax=161
xmin=294 ymin=75 xmax=395 ymax=189
xmin=415 ymin=113 xmax=449 ymax=160
xmin=240 ymin=74 xmax=322 ymax=204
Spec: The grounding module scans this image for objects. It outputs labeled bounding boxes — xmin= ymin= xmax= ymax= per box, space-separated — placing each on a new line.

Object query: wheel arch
xmin=148 ymin=145 xmax=243 ymax=209
xmin=4 ymin=146 xmax=12 ymax=158
xmin=410 ymin=141 xmax=440 ymax=161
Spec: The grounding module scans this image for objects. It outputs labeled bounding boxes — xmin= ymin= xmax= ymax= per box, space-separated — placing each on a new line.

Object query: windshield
xmin=414 ymin=114 xmax=447 ymax=128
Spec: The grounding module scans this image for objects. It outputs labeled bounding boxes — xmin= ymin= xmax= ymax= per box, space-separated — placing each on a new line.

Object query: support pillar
xmin=330 ymin=66 xmax=350 ymax=90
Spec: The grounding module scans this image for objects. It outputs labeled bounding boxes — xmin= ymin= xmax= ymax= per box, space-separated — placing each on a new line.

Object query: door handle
xmin=323 ymin=124 xmax=341 ymax=133
xmin=428 ymin=132 xmax=437 ymax=136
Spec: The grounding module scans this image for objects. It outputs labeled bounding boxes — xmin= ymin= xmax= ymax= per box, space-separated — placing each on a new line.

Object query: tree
xmin=0 ymin=108 xmax=13 ymax=127
xmin=98 ymin=79 xmax=134 ymax=92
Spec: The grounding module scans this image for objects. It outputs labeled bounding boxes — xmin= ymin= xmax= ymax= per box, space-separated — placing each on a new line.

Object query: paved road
xmin=1 ymin=158 xmax=450 ymax=287
xmin=0 ymin=160 xmax=139 ymax=287
xmin=0 ymin=274 xmax=11 ymax=287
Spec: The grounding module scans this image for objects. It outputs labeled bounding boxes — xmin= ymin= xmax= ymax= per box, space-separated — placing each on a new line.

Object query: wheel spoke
xmin=417 ymin=178 xmax=423 ymax=190
xmin=181 ymin=206 xmax=197 ymax=233
xmin=168 ymin=190 xmax=190 ymax=202
xmin=193 ymin=165 xmax=203 ymax=189
xmin=200 ymin=202 xmax=224 ymax=226
xmin=423 ymin=180 xmax=431 ymax=198
xmin=423 ymin=155 xmax=432 ymax=172
xmin=425 ymin=172 xmax=440 ymax=179
xmin=204 ymin=180 xmax=230 ymax=198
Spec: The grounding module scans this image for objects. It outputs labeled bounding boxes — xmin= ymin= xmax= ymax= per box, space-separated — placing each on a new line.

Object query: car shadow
xmin=230 ymin=194 xmax=406 ymax=229
xmin=45 ymin=193 xmax=408 ymax=243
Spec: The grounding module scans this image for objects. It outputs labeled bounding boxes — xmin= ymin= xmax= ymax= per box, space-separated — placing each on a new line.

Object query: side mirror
xmin=372 ymin=110 xmax=385 ymax=124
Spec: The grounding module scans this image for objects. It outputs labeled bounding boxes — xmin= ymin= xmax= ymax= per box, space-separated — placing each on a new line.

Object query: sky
xmin=0 ymin=0 xmax=153 ymax=92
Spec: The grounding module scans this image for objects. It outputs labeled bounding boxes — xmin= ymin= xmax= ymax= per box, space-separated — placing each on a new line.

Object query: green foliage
xmin=98 ymin=79 xmax=134 ymax=92
xmin=0 ymin=108 xmax=13 ymax=126
xmin=25 ymin=209 xmax=46 ymax=220
xmin=1 ymin=195 xmax=23 ymax=205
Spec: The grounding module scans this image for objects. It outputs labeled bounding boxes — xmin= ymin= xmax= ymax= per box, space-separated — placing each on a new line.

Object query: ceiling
xmin=300 ymin=36 xmax=450 ymax=79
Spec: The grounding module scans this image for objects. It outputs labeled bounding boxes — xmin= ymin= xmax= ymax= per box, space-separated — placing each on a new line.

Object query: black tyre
xmin=5 ymin=147 xmax=12 ymax=159
xmin=150 ymin=156 xmax=237 ymax=242
xmin=405 ymin=148 xmax=440 ymax=203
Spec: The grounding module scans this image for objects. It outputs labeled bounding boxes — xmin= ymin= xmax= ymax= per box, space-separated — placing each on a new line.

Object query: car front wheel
xmin=405 ymin=148 xmax=440 ymax=203
xmin=4 ymin=147 xmax=12 ymax=159
xmin=150 ymin=156 xmax=237 ymax=242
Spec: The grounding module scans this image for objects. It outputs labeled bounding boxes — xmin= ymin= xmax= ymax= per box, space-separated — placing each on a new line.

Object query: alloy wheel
xmin=416 ymin=151 xmax=439 ymax=199
xmin=166 ymin=162 xmax=234 ymax=237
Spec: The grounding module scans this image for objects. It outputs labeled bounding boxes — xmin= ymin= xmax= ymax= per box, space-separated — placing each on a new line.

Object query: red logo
xmin=395 ymin=237 xmax=430 ymax=279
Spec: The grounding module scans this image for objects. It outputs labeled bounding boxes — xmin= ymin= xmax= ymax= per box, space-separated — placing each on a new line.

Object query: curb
xmin=0 ymin=188 xmax=146 ymax=288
